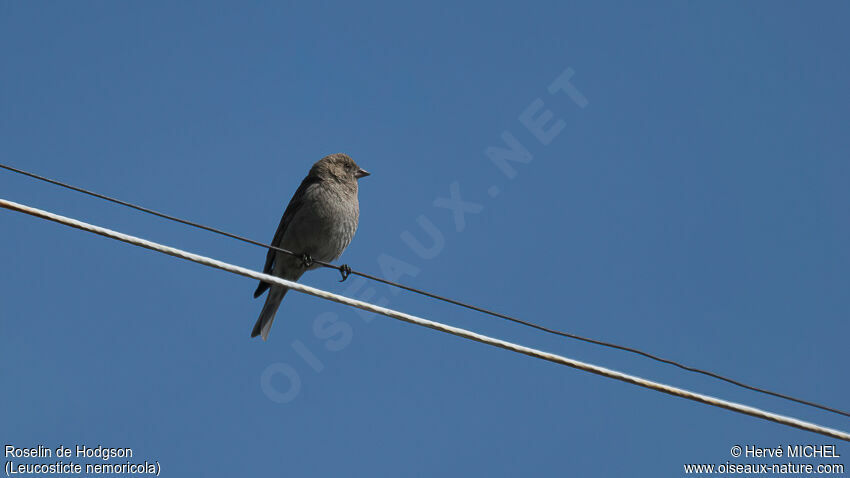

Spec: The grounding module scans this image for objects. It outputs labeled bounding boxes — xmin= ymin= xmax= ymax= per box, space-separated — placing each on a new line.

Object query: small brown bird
xmin=252 ymin=153 xmax=369 ymax=340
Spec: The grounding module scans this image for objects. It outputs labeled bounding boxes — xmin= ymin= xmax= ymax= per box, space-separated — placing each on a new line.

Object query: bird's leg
xmin=300 ymin=253 xmax=313 ymax=268
xmin=338 ymin=264 xmax=351 ymax=282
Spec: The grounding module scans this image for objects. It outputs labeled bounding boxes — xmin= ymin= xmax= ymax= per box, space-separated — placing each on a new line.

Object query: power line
xmin=2 ymin=162 xmax=849 ymax=420
xmin=1 ymin=197 xmax=848 ymax=442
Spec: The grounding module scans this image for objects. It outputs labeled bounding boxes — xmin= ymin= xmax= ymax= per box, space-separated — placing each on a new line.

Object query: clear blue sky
xmin=2 ymin=2 xmax=848 ymax=476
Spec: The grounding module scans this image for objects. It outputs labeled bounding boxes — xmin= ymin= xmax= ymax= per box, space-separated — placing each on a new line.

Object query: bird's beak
xmin=355 ymin=169 xmax=370 ymax=179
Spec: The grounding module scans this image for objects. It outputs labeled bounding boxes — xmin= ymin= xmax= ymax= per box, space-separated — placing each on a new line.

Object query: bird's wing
xmin=253 ymin=175 xmax=321 ymax=298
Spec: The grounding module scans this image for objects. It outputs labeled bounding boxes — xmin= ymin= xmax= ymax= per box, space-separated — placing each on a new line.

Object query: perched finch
xmin=252 ymin=153 xmax=369 ymax=340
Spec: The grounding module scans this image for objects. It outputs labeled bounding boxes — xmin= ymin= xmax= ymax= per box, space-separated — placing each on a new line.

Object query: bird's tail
xmin=251 ymin=286 xmax=288 ymax=340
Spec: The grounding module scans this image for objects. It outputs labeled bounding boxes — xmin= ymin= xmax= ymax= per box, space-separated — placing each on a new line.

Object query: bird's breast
xmin=283 ymin=183 xmax=359 ymax=263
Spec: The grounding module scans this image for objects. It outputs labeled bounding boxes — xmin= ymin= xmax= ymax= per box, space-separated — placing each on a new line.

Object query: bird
xmin=251 ymin=153 xmax=369 ymax=340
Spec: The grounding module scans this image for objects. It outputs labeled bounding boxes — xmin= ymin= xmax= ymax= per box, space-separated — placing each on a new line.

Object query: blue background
xmin=2 ymin=2 xmax=848 ymax=476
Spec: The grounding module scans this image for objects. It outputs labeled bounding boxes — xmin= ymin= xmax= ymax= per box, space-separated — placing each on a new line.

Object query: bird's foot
xmin=338 ymin=264 xmax=352 ymax=282
xmin=300 ymin=253 xmax=313 ymax=268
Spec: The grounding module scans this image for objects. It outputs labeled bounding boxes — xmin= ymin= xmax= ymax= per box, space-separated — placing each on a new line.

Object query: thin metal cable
xmin=1 ymin=197 xmax=849 ymax=442
xmin=0 ymin=163 xmax=323 ymax=267
xmin=2 ymin=162 xmax=849 ymax=420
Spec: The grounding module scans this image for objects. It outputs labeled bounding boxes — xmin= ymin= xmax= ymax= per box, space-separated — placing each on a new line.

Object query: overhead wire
xmin=1 ymin=197 xmax=849 ymax=441
xmin=2 ymin=162 xmax=849 ymax=420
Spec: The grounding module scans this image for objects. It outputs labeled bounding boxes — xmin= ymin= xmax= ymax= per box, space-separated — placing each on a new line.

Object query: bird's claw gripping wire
xmin=338 ymin=264 xmax=351 ymax=282
xmin=300 ymin=253 xmax=313 ymax=268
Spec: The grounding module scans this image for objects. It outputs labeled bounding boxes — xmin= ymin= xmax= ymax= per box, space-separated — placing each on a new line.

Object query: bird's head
xmin=311 ymin=153 xmax=370 ymax=184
